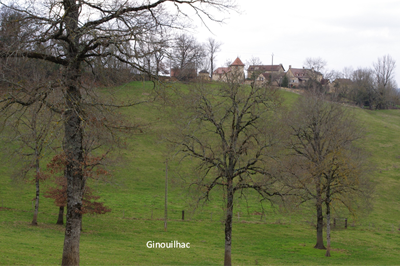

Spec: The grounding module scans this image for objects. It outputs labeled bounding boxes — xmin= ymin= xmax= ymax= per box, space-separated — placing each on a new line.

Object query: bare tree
xmin=303 ymin=57 xmax=327 ymax=72
xmin=373 ymin=55 xmax=397 ymax=109
xmin=246 ymin=56 xmax=263 ymax=66
xmin=374 ymin=54 xmax=396 ymax=89
xmin=205 ymin=37 xmax=222 ymax=79
xmin=245 ymin=56 xmax=265 ymax=85
xmin=138 ymin=34 xmax=170 ymax=79
xmin=322 ymin=146 xmax=372 ymax=257
xmin=342 ymin=66 xmax=354 ymax=79
xmin=347 ymin=56 xmax=398 ymax=110
xmin=0 ymin=8 xmax=62 ymax=225
xmin=283 ymin=92 xmax=372 ymax=253
xmin=323 ymin=70 xmax=342 ymax=82
xmin=169 ymin=33 xmax=206 ymax=80
xmin=349 ymin=68 xmax=374 ymax=108
xmin=166 ymin=73 xmax=286 ymax=266
xmin=2 ymin=101 xmax=60 ymax=225
xmin=0 ymin=0 xmax=235 ymax=264
xmin=302 ymin=57 xmax=327 ymax=88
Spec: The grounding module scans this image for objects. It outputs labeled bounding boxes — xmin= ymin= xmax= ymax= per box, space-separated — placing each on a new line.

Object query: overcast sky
xmin=191 ymin=0 xmax=400 ymax=84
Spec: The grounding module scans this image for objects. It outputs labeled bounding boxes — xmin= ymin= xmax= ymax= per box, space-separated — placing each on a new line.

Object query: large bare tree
xmin=166 ymin=73 xmax=286 ymax=266
xmin=0 ymin=0 xmax=235 ymax=264
xmin=283 ymin=92 xmax=372 ymax=253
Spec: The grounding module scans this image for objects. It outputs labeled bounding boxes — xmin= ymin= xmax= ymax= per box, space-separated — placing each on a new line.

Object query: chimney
xmin=289 ymin=65 xmax=291 ymax=69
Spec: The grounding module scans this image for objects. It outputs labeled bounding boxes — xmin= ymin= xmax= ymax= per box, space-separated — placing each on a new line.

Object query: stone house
xmin=252 ymin=72 xmax=286 ymax=86
xmin=198 ymin=69 xmax=210 ymax=81
xmin=212 ymin=67 xmax=230 ymax=81
xmin=245 ymin=64 xmax=285 ymax=86
xmin=286 ymin=65 xmax=323 ymax=87
xmin=212 ymin=57 xmax=245 ymax=82
xmin=247 ymin=64 xmax=285 ymax=80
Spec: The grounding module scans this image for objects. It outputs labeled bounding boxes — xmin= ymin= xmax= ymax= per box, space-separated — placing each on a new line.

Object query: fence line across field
xmin=3 ymin=200 xmax=400 ymax=233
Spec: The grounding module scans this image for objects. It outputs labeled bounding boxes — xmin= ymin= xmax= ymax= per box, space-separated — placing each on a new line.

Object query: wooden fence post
xmin=164 ymin=160 xmax=168 ymax=231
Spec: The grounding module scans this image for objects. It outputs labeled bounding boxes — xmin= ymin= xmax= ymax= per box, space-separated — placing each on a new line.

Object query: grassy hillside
xmin=1 ymin=81 xmax=400 ymax=265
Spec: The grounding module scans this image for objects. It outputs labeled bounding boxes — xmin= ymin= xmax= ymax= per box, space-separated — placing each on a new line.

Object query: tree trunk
xmin=62 ymin=200 xmax=82 ymax=266
xmin=31 ymin=178 xmax=39 ymax=225
xmin=325 ymin=184 xmax=331 ymax=257
xmin=57 ymin=206 xmax=64 ymax=225
xmin=61 ymin=2 xmax=84 ymax=258
xmin=210 ymin=58 xmax=214 ymax=80
xmin=224 ymin=178 xmax=234 ymax=266
xmin=325 ymin=205 xmax=331 ymax=257
xmin=61 ymin=102 xmax=84 ymax=265
xmin=61 ymin=63 xmax=85 ymax=265
xmin=31 ymin=158 xmax=40 ymax=226
xmin=314 ymin=195 xmax=326 ymax=249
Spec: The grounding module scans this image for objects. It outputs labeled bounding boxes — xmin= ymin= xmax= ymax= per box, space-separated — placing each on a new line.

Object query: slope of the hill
xmin=0 ymin=81 xmax=399 ymax=265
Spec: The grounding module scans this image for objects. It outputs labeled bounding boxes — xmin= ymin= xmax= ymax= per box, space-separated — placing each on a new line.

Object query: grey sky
xmin=193 ymin=0 xmax=400 ymax=83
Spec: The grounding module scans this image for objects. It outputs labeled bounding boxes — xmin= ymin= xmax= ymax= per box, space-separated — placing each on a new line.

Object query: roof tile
xmin=231 ymin=57 xmax=245 ymax=66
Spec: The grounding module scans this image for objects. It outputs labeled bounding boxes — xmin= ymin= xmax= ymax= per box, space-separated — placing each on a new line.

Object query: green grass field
xmin=1 ymin=81 xmax=400 ymax=265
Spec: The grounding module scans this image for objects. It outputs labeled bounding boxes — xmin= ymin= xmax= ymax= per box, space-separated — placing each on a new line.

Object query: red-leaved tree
xmin=45 ymin=153 xmax=111 ymax=227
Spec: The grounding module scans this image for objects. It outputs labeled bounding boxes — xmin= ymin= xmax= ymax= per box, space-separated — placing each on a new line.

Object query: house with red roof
xmin=212 ymin=57 xmax=245 ymax=82
xmin=212 ymin=67 xmax=230 ymax=80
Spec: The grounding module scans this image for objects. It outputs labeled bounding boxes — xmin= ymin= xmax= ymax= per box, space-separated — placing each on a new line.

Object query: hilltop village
xmin=210 ymin=57 xmax=326 ymax=88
